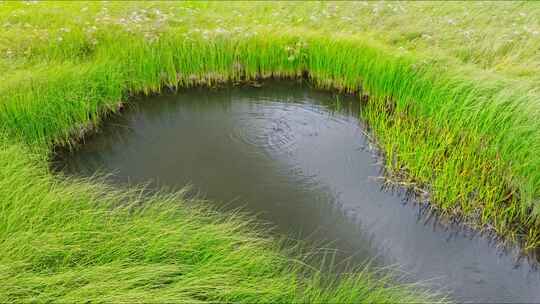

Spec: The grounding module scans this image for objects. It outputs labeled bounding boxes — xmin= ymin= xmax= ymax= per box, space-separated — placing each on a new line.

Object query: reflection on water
xmin=54 ymin=81 xmax=540 ymax=303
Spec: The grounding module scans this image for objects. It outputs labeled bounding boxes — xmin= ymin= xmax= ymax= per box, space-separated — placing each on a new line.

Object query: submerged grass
xmin=0 ymin=1 xmax=539 ymax=302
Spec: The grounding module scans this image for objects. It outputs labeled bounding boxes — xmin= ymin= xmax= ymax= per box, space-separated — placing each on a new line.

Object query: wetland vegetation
xmin=1 ymin=1 xmax=540 ymax=302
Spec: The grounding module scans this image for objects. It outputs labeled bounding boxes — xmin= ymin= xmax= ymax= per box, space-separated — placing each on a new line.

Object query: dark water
xmin=54 ymin=81 xmax=540 ymax=303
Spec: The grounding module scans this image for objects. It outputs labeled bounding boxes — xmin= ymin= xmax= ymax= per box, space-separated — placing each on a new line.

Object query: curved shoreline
xmin=1 ymin=2 xmax=539 ymax=302
xmin=3 ymin=32 xmax=535 ymax=251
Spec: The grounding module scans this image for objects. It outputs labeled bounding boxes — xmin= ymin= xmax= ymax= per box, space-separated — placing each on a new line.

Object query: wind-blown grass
xmin=0 ymin=1 xmax=539 ymax=302
xmin=0 ymin=138 xmax=437 ymax=302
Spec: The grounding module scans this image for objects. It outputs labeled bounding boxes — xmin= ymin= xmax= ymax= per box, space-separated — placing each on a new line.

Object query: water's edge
xmin=52 ymin=80 xmax=540 ymax=302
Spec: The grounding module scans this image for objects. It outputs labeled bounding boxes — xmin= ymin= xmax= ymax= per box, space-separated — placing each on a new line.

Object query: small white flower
xmin=215 ymin=27 xmax=227 ymax=34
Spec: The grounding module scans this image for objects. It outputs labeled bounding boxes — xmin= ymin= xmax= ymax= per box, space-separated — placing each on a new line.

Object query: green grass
xmin=0 ymin=0 xmax=539 ymax=302
xmin=0 ymin=138 xmax=437 ymax=302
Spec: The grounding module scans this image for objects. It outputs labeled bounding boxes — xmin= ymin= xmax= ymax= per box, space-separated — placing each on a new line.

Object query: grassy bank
xmin=1 ymin=137 xmax=437 ymax=302
xmin=0 ymin=0 xmax=538 ymax=301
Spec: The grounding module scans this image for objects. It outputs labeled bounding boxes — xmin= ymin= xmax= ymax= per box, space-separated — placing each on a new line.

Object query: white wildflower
xmin=214 ymin=27 xmax=228 ymax=35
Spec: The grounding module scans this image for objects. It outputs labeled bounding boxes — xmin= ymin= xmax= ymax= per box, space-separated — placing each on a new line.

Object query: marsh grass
xmin=1 ymin=1 xmax=539 ymax=302
xmin=2 ymin=28 xmax=539 ymax=248
xmin=0 ymin=139 xmax=440 ymax=302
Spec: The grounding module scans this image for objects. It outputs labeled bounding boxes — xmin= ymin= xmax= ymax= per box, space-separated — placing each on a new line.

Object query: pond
xmin=53 ymin=80 xmax=540 ymax=303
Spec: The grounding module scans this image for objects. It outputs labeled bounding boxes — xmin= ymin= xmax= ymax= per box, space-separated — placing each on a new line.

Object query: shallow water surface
xmin=54 ymin=81 xmax=540 ymax=303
